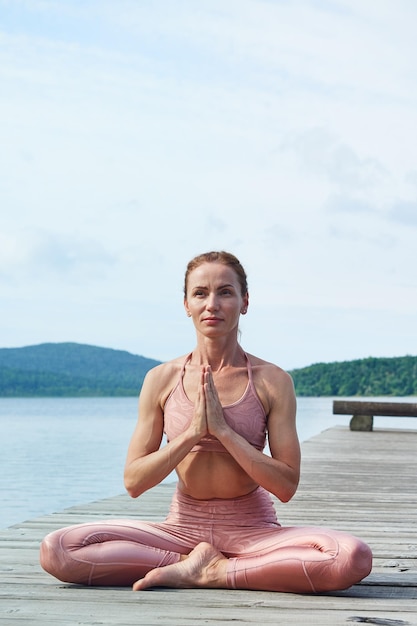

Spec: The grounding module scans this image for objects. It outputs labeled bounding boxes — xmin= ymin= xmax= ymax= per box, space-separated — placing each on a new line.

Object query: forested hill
xmin=0 ymin=343 xmax=161 ymax=397
xmin=290 ymin=355 xmax=417 ymax=396
xmin=0 ymin=343 xmax=415 ymax=397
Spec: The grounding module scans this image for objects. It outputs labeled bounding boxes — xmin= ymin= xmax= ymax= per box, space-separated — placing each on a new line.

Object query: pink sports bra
xmin=163 ymin=353 xmax=267 ymax=453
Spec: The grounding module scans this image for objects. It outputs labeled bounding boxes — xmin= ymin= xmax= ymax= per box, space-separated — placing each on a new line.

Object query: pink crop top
xmin=163 ymin=353 xmax=267 ymax=453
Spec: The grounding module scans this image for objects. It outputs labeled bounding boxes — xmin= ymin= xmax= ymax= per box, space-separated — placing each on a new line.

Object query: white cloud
xmin=0 ymin=229 xmax=115 ymax=283
xmin=281 ymin=128 xmax=388 ymax=192
xmin=1 ymin=0 xmax=416 ymax=367
xmin=388 ymin=201 xmax=417 ymax=227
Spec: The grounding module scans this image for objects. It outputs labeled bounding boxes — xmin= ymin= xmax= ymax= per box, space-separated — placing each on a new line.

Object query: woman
xmin=40 ymin=251 xmax=372 ymax=592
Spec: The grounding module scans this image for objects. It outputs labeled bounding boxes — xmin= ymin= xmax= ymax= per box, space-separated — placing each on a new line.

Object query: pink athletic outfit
xmin=40 ymin=354 xmax=372 ymax=592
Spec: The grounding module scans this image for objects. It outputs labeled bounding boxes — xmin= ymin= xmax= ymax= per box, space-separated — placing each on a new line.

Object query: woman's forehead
xmin=187 ymin=262 xmax=238 ymax=286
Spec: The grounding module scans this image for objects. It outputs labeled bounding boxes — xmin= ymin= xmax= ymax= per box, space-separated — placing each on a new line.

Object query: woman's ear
xmin=241 ymin=293 xmax=249 ymax=314
xmin=184 ymin=299 xmax=191 ymax=317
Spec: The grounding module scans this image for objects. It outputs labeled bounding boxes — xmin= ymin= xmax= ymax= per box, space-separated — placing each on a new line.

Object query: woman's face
xmin=184 ymin=262 xmax=248 ymax=337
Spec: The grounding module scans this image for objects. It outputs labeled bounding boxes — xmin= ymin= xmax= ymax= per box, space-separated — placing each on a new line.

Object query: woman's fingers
xmin=191 ymin=370 xmax=209 ymax=437
xmin=203 ymin=366 xmax=226 ymax=435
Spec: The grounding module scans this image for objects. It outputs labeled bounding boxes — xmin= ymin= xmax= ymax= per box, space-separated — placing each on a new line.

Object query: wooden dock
xmin=1 ymin=425 xmax=416 ymax=625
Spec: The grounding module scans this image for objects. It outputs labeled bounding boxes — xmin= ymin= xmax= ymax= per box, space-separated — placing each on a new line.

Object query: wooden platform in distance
xmin=1 ymin=425 xmax=416 ymax=626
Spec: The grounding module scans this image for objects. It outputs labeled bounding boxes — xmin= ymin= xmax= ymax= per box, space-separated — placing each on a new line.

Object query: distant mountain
xmin=0 ymin=343 xmax=161 ymax=397
xmin=290 ymin=355 xmax=417 ymax=396
xmin=0 ymin=343 xmax=415 ymax=397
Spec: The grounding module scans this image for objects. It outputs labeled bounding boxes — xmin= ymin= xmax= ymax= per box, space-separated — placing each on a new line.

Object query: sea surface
xmin=1 ymin=396 xmax=415 ymax=529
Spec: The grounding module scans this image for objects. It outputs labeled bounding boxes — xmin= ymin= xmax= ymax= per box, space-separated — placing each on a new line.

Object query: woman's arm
xmin=204 ymin=364 xmax=300 ymax=502
xmin=124 ymin=364 xmax=207 ymax=498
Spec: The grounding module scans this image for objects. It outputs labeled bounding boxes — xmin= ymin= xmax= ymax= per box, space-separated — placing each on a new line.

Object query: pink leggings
xmin=40 ymin=487 xmax=372 ymax=593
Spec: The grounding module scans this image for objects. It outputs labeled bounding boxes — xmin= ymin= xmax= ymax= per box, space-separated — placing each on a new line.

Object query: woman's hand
xmin=202 ymin=365 xmax=229 ymax=437
xmin=191 ymin=365 xmax=228 ymax=439
xmin=191 ymin=367 xmax=210 ymax=439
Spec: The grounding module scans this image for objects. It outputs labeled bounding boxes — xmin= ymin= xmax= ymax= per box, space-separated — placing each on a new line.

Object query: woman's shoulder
xmin=245 ymin=352 xmax=295 ymax=392
xmin=246 ymin=352 xmax=291 ymax=377
xmin=140 ymin=354 xmax=190 ymax=407
xmin=245 ymin=352 xmax=295 ymax=418
xmin=144 ymin=353 xmax=189 ymax=386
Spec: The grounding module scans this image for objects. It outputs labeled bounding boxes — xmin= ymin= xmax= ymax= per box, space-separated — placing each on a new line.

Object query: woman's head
xmin=183 ymin=251 xmax=248 ymax=298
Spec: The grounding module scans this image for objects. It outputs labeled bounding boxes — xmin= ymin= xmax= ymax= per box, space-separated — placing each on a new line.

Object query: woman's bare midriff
xmin=176 ymin=450 xmax=258 ymax=500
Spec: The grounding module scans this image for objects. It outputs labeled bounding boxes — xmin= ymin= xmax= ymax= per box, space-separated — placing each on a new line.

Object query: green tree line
xmin=290 ymin=356 xmax=417 ymax=396
xmin=0 ymin=343 xmax=415 ymax=397
xmin=0 ymin=343 xmax=160 ymax=397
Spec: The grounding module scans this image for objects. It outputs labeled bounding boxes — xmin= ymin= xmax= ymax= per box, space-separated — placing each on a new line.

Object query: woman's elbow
xmin=278 ymin=487 xmax=296 ymax=503
xmin=124 ymin=471 xmax=141 ymax=499
xmin=275 ymin=477 xmax=299 ymax=503
xmin=125 ymin=486 xmax=140 ymax=499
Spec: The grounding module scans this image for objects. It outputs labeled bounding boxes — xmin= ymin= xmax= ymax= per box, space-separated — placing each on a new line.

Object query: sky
xmin=1 ymin=0 xmax=416 ymax=371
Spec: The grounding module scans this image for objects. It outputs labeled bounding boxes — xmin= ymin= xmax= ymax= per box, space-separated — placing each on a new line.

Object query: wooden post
xmin=350 ymin=414 xmax=373 ymax=431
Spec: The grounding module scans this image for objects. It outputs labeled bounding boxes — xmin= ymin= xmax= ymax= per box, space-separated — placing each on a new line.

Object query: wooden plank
xmin=1 ymin=426 xmax=417 ymax=625
xmin=333 ymin=400 xmax=417 ymax=417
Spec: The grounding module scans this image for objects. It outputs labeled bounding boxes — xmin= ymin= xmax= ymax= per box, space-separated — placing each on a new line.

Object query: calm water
xmin=1 ymin=396 xmax=415 ymax=528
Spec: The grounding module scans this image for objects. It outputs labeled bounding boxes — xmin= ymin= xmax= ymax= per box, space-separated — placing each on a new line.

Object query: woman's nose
xmin=206 ymin=294 xmax=219 ymax=310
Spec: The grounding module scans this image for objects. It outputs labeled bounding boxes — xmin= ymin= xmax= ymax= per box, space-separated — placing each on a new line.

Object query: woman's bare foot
xmin=132 ymin=542 xmax=228 ymax=591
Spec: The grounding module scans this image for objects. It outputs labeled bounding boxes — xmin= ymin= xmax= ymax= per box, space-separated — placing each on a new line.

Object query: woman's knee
xmin=39 ymin=528 xmax=90 ymax=584
xmin=348 ymin=537 xmax=373 ymax=583
xmin=303 ymin=532 xmax=372 ymax=593
xmin=40 ymin=530 xmax=66 ymax=580
xmin=319 ymin=536 xmax=373 ymax=592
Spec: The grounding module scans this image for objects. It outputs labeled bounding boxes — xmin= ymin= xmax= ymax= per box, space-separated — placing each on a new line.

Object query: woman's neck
xmin=191 ymin=338 xmax=245 ymax=371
